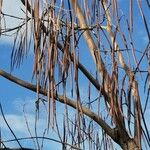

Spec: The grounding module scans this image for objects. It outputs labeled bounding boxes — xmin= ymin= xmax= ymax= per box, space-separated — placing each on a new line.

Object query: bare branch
xmin=0 ymin=69 xmax=116 ymax=142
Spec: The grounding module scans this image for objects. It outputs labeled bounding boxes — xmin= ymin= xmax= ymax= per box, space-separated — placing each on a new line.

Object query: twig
xmin=0 ymin=103 xmax=23 ymax=149
xmin=3 ymin=136 xmax=82 ymax=150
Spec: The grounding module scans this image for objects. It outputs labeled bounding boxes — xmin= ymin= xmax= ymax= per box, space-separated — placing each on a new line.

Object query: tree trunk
xmin=120 ymin=139 xmax=140 ymax=150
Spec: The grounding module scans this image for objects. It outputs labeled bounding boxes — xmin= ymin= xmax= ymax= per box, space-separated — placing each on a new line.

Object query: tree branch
xmin=70 ymin=0 xmax=111 ymax=106
xmin=0 ymin=69 xmax=116 ymax=142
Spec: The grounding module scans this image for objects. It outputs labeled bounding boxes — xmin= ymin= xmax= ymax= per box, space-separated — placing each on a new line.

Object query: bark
xmin=121 ymin=140 xmax=140 ymax=150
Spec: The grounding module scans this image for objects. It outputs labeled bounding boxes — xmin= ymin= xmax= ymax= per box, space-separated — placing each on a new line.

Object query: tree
xmin=0 ymin=0 xmax=150 ymax=149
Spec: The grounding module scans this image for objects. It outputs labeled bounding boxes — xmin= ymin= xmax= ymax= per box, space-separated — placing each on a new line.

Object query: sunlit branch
xmin=19 ymin=0 xmax=109 ymax=101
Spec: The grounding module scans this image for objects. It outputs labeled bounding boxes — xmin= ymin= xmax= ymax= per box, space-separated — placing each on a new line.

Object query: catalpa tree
xmin=0 ymin=0 xmax=150 ymax=150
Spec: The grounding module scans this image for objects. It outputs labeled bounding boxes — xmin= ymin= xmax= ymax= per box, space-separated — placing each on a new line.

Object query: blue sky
xmin=0 ymin=0 xmax=150 ymax=150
